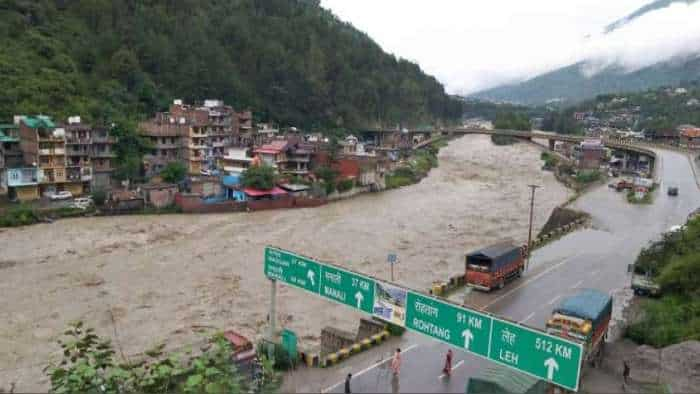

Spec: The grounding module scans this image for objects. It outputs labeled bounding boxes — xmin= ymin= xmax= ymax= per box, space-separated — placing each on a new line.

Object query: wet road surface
xmin=320 ymin=149 xmax=699 ymax=393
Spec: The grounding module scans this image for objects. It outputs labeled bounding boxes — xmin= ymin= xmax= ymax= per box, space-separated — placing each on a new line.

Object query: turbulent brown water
xmin=0 ymin=135 xmax=570 ymax=391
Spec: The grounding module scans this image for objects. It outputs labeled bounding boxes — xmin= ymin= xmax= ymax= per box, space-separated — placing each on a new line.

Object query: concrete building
xmin=90 ymin=126 xmax=117 ymax=190
xmin=578 ymin=139 xmax=604 ymax=170
xmin=6 ymin=167 xmax=39 ymax=201
xmin=679 ymin=125 xmax=700 ymax=149
xmin=140 ymin=99 xmax=243 ymax=176
xmin=63 ymin=117 xmax=93 ymax=195
xmin=222 ymin=147 xmax=254 ymax=175
xmin=139 ymin=112 xmax=186 ymax=178
xmin=0 ymin=124 xmax=22 ymax=196
xmin=18 ymin=115 xmax=70 ymax=198
xmin=254 ymin=140 xmax=289 ymax=169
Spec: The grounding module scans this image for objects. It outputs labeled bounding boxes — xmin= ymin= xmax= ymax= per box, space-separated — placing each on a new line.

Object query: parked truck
xmin=545 ymin=289 xmax=612 ymax=368
xmin=465 ymin=241 xmax=524 ymax=291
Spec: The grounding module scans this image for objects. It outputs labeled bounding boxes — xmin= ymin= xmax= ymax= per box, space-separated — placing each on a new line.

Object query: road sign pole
xmin=267 ymin=279 xmax=277 ymax=342
xmin=526 ymin=184 xmax=540 ymax=271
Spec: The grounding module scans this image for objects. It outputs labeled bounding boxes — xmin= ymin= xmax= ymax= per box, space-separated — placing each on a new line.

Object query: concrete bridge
xmin=361 ymin=127 xmax=657 ymax=174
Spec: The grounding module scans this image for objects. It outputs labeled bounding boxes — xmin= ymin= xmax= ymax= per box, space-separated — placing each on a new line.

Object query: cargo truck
xmin=465 ymin=241 xmax=525 ymax=291
xmin=545 ymin=289 xmax=612 ymax=368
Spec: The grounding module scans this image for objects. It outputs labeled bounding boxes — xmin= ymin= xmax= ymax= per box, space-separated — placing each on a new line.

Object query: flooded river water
xmin=0 ymin=135 xmax=571 ymax=391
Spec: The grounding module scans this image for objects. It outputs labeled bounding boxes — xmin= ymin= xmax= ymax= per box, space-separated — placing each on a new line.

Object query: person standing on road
xmin=344 ymin=373 xmax=352 ymax=394
xmin=443 ymin=349 xmax=453 ymax=377
xmin=390 ymin=348 xmax=402 ymax=376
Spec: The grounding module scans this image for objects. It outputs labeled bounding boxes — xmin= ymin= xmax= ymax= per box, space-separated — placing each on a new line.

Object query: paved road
xmin=321 ymin=149 xmax=699 ymax=393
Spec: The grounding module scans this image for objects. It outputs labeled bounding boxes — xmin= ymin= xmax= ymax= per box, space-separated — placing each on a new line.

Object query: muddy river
xmin=0 ymin=135 xmax=571 ymax=391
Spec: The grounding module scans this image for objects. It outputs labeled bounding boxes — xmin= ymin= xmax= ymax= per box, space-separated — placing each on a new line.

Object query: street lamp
xmin=526 ymin=184 xmax=541 ymax=271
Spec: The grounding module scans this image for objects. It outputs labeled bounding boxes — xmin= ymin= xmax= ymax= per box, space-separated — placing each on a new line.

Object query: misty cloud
xmin=581 ymin=1 xmax=700 ymax=77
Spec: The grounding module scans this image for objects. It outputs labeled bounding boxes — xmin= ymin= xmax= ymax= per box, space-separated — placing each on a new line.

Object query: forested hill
xmin=0 ymin=0 xmax=462 ymax=129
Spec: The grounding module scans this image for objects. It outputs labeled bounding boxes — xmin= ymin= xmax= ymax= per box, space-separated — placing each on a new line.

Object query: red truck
xmin=465 ymin=241 xmax=525 ymax=291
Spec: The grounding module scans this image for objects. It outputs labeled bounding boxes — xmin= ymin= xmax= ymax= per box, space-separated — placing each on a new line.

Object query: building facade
xmin=18 ymin=115 xmax=69 ymax=198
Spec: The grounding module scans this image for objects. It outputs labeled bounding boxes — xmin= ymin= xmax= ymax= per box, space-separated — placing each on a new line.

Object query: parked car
xmin=49 ymin=191 xmax=73 ymax=201
xmin=71 ymin=197 xmax=93 ymax=209
xmin=667 ymin=186 xmax=679 ymax=196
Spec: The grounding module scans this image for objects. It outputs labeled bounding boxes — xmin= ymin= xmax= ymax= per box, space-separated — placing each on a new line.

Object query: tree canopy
xmin=241 ymin=164 xmax=276 ymax=190
xmin=0 ymin=0 xmax=462 ymax=129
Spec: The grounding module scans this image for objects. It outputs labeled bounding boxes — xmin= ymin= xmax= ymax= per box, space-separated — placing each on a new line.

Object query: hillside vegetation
xmin=0 ymin=0 xmax=461 ymax=128
xmin=627 ymin=217 xmax=700 ymax=347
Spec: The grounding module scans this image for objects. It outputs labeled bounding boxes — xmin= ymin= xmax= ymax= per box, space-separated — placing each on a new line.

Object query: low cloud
xmin=581 ymin=1 xmax=700 ymax=77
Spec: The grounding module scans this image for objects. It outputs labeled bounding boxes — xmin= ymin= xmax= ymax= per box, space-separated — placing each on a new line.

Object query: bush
xmin=160 ymin=162 xmax=187 ymax=184
xmin=242 ymin=164 xmax=277 ymax=190
xmin=575 ymin=170 xmax=601 ymax=184
xmin=337 ymin=179 xmax=354 ymax=193
xmin=256 ymin=341 xmax=294 ymax=370
xmin=0 ymin=205 xmax=39 ymax=227
xmin=91 ymin=189 xmax=107 ymax=206
xmin=626 ymin=296 xmax=700 ymax=347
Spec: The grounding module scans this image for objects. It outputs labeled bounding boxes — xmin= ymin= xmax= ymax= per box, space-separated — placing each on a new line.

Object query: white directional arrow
xmin=544 ymin=357 xmax=559 ymax=380
xmin=355 ymin=292 xmax=364 ymax=308
xmin=461 ymin=329 xmax=474 ymax=350
xmin=307 ymin=270 xmax=315 ymax=287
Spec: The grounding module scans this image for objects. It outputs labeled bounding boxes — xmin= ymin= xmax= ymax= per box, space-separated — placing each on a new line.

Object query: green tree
xmin=161 ymin=162 xmax=187 ymax=184
xmin=46 ymin=321 xmax=248 ymax=394
xmin=314 ymin=166 xmax=338 ymax=194
xmin=241 ymin=164 xmax=276 ymax=190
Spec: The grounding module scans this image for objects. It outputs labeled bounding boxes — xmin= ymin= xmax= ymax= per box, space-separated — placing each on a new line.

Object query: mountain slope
xmin=471 ymin=57 xmax=700 ymax=105
xmin=470 ymin=0 xmax=700 ymax=105
xmin=0 ymin=0 xmax=461 ymax=128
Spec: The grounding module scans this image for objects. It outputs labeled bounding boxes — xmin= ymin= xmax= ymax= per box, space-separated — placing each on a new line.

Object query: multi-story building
xmin=139 ymin=112 xmax=186 ymax=178
xmin=140 ymin=99 xmax=242 ymax=176
xmin=18 ymin=115 xmax=72 ymax=197
xmin=91 ymin=126 xmax=117 ymax=190
xmin=0 ymin=124 xmax=22 ymax=196
xmin=64 ymin=117 xmax=93 ymax=195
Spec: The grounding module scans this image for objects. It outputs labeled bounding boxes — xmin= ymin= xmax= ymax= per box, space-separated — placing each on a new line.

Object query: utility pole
xmin=526 ymin=184 xmax=540 ymax=271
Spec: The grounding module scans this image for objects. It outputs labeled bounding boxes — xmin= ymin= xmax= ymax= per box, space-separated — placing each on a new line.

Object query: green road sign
xmin=320 ymin=264 xmax=375 ymax=313
xmin=489 ymin=318 xmax=582 ymax=391
xmin=263 ymin=247 xmax=583 ymax=391
xmin=405 ymin=292 xmax=491 ymax=358
xmin=264 ymin=247 xmax=321 ymax=294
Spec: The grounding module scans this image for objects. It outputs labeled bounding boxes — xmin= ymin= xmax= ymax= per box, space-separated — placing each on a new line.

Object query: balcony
xmin=6 ymin=168 xmax=39 ymax=186
xmin=91 ymin=135 xmax=116 ymax=144
xmin=92 ymin=150 xmax=116 ymax=158
xmin=66 ymin=137 xmax=91 ymax=145
xmin=67 ymin=146 xmax=90 ymax=156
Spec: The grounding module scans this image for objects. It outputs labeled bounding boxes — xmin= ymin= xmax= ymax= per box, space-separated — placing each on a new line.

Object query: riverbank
xmin=0 ymin=135 xmax=571 ymax=391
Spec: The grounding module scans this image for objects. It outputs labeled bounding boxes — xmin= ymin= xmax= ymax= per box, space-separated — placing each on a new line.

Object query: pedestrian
xmin=443 ymin=349 xmax=453 ymax=377
xmin=390 ymin=348 xmax=401 ymax=376
xmin=344 ymin=373 xmax=352 ymax=394
xmin=623 ymin=360 xmax=630 ymax=385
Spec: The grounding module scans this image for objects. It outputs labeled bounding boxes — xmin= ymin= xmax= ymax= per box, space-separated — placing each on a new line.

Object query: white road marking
xmin=519 ymin=312 xmax=535 ymax=324
xmin=547 ymin=295 xmax=562 ymax=306
xmin=322 ymin=344 xmax=419 ymax=393
xmin=483 ymin=252 xmax=584 ymax=310
xmin=572 ymin=279 xmax=584 ymax=289
xmin=438 ymin=360 xmax=465 ymax=379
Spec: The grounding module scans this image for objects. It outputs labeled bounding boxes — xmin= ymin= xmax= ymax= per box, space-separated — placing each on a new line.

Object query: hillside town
xmin=0 ymin=99 xmax=440 ymax=214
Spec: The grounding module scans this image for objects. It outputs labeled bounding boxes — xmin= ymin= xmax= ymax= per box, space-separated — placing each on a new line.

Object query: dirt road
xmin=0 ymin=135 xmax=570 ymax=391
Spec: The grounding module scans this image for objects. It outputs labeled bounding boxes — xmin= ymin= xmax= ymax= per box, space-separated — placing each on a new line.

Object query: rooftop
xmin=467 ymin=241 xmax=519 ymax=260
xmin=21 ymin=115 xmax=55 ymax=129
xmin=243 ymin=186 xmax=288 ymax=197
xmin=0 ymin=130 xmax=18 ymax=143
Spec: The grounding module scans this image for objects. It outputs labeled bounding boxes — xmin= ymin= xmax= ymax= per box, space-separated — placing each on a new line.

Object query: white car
xmin=71 ymin=197 xmax=93 ymax=209
xmin=49 ymin=191 xmax=73 ymax=201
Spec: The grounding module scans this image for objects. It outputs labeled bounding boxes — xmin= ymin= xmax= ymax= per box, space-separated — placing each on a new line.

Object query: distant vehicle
xmin=667 ymin=186 xmax=678 ymax=196
xmin=465 ymin=241 xmax=524 ymax=291
xmin=49 ymin=191 xmax=73 ymax=201
xmin=610 ymin=180 xmax=633 ymax=192
xmin=668 ymin=225 xmax=684 ymax=233
xmin=629 ymin=265 xmax=661 ymax=297
xmin=71 ymin=197 xmax=93 ymax=209
xmin=546 ymin=289 xmax=611 ymax=368
xmin=200 ymin=169 xmax=213 ymax=176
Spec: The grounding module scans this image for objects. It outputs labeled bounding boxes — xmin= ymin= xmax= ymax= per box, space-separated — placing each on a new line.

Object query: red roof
xmin=243 ymin=186 xmax=288 ymax=197
xmin=681 ymin=128 xmax=700 ymax=138
xmin=255 ymin=140 xmax=289 ymax=154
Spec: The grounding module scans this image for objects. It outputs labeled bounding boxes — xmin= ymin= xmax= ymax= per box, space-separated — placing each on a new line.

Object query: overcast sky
xmin=321 ymin=1 xmax=700 ymax=95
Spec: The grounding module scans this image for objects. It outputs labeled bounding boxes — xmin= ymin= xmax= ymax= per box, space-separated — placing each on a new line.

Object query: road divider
xmin=321 ymin=330 xmax=390 ymax=368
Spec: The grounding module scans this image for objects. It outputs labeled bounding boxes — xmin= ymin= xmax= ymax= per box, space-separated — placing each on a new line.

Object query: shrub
xmin=242 ymin=164 xmax=277 ymax=190
xmin=337 ymin=179 xmax=354 ymax=193
xmin=575 ymin=170 xmax=601 ymax=184
xmin=91 ymin=189 xmax=107 ymax=206
xmin=0 ymin=205 xmax=39 ymax=227
xmin=160 ymin=162 xmax=187 ymax=184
